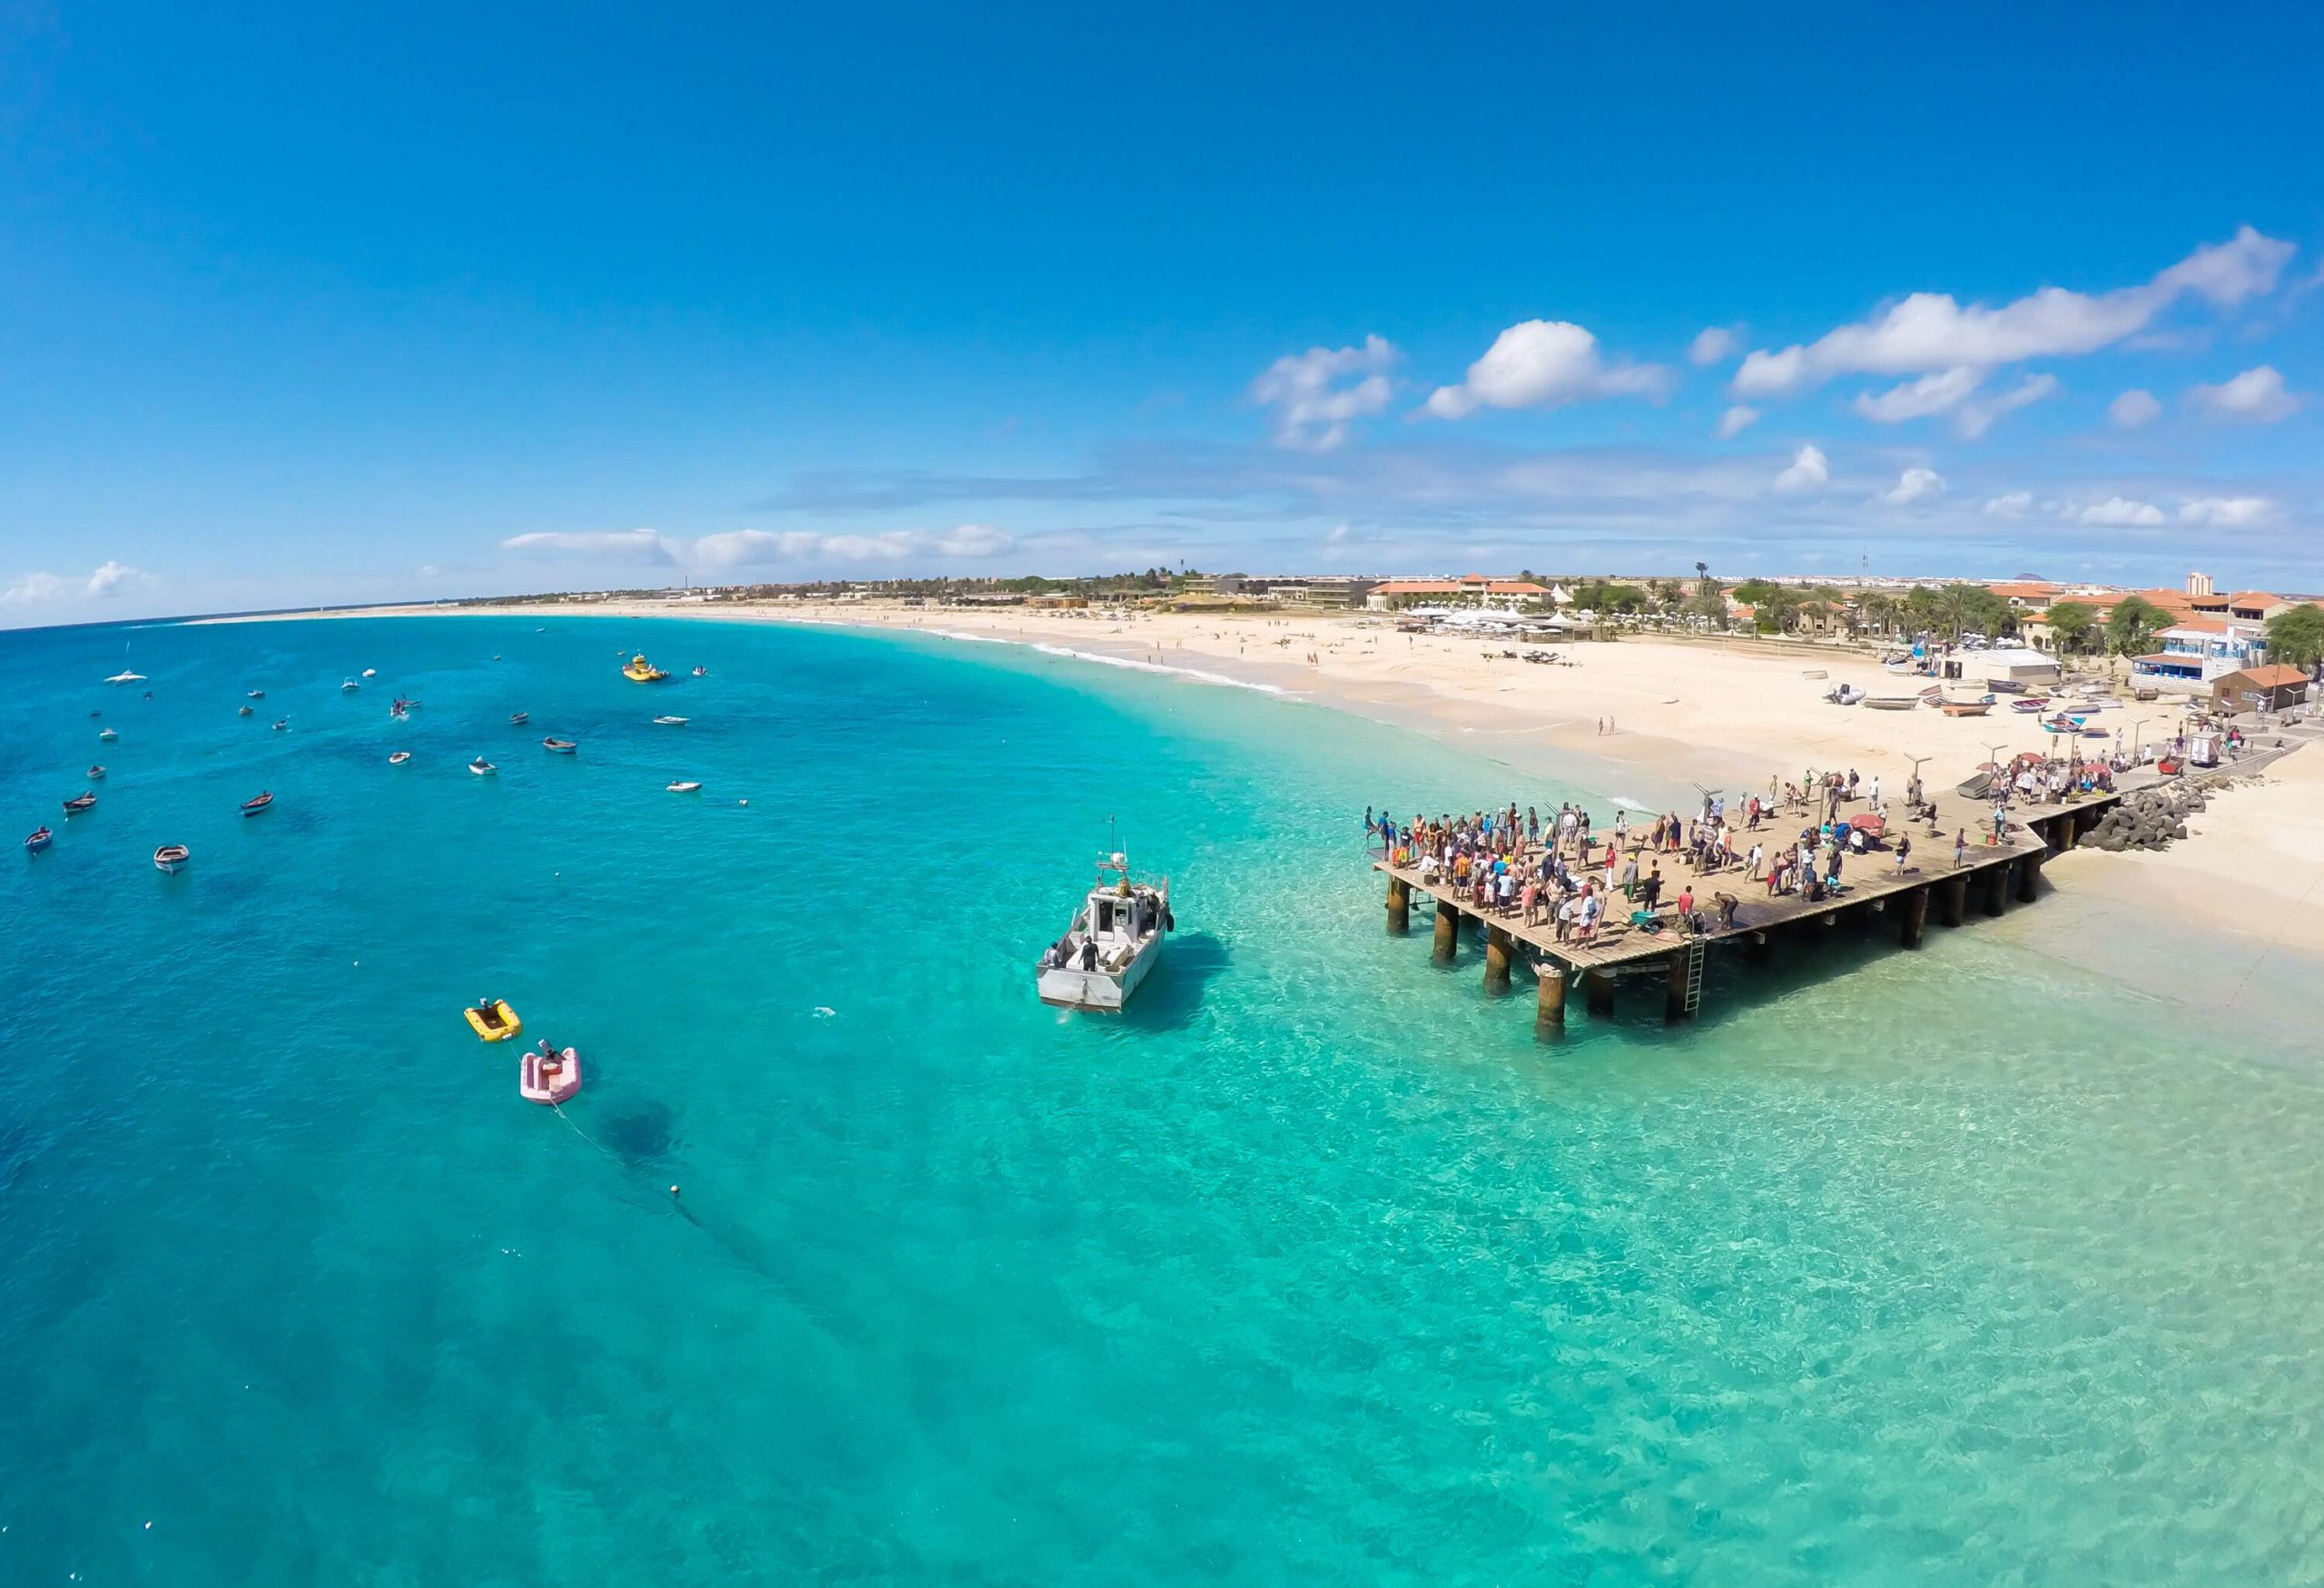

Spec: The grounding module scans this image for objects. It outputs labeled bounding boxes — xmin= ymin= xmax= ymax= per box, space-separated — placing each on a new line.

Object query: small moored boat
xmin=542 ymin=737 xmax=577 ymax=754
xmin=389 ymin=751 xmax=411 ymax=765
xmin=153 ymin=843 xmax=191 ymax=873
xmin=1035 ymin=850 xmax=1172 ymax=1012
xmin=509 ymin=711 xmax=529 ymax=725
xmin=25 ymin=826 xmax=53 ymax=853
xmin=98 ymin=726 xmax=118 ymax=741
xmin=520 ymin=1043 xmax=583 ymax=1105
xmin=666 ymin=780 xmax=702 ymax=794
xmin=361 ymin=668 xmax=377 ymax=678
xmin=104 ymin=669 xmax=146 ymax=686
xmin=247 ymin=689 xmax=265 ymax=699
xmin=87 ymin=764 xmax=106 ymax=780
xmin=468 ymin=757 xmax=497 ymax=776
xmin=465 ymin=999 xmax=522 ymax=1041
xmin=238 ymin=705 xmax=254 ymax=716
xmin=653 ymin=715 xmax=688 ymax=726
xmin=241 ymin=791 xmax=274 ymax=816
xmin=691 ymin=666 xmax=707 ymax=676
xmin=341 ymin=677 xmax=360 ymax=693
xmin=63 ymin=792 xmax=96 ymax=814
xmin=271 ymin=718 xmax=290 ymax=732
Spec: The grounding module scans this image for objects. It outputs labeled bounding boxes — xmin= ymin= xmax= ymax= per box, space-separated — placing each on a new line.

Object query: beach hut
xmin=2209 ymin=665 xmax=2310 ymax=715
xmin=1977 ymin=646 xmax=2062 ymax=688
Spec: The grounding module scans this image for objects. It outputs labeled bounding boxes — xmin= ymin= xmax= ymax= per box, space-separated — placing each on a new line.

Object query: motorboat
xmin=622 ymin=654 xmax=670 ymax=683
xmin=105 ymin=668 xmax=146 ymax=686
xmin=389 ymin=751 xmax=411 ymax=765
xmin=63 ymin=792 xmax=96 ymax=814
xmin=468 ymin=758 xmax=497 ymax=776
xmin=246 ymin=689 xmax=265 ymax=699
xmin=509 ymin=711 xmax=529 ymax=725
xmin=98 ymin=726 xmax=118 ymax=742
xmin=25 ymin=826 xmax=53 ymax=853
xmin=390 ymin=696 xmax=420 ymax=714
xmin=361 ymin=667 xmax=377 ymax=678
xmin=240 ymin=791 xmax=274 ymax=816
xmin=666 ymin=780 xmax=703 ymax=793
xmin=86 ymin=764 xmax=106 ymax=780
xmin=1823 ymin=685 xmax=1866 ymax=705
xmin=1861 ymin=695 xmax=1920 ymax=711
xmin=271 ymin=719 xmax=290 ymax=732
xmin=653 ymin=715 xmax=688 ymax=726
xmin=690 ymin=666 xmax=707 ymax=676
xmin=238 ymin=705 xmax=254 ymax=716
xmin=341 ymin=677 xmax=361 ymax=693
xmin=1035 ymin=851 xmax=1171 ymax=1011
xmin=153 ymin=843 xmax=191 ymax=873
xmin=541 ymin=737 xmax=577 ymax=754
xmin=520 ymin=1044 xmax=583 ymax=1105
xmin=465 ymin=999 xmax=522 ymax=1042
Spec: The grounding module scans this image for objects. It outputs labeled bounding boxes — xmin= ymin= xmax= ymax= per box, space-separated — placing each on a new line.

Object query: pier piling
xmin=1982 ymin=863 xmax=2010 ymax=917
xmin=1432 ymin=899 xmax=1460 ymax=962
xmin=1899 ymin=884 xmax=1928 ymax=949
xmin=2016 ymin=851 xmax=2043 ymax=903
xmin=1939 ymin=873 xmax=1967 ymax=928
xmin=1584 ymin=968 xmax=1615 ymax=1018
xmin=1483 ymin=924 xmax=1513 ymax=994
xmin=1535 ymin=963 xmax=1567 ymax=1033
xmin=1385 ymin=875 xmax=1411 ymax=934
xmin=1663 ymin=952 xmax=1693 ymax=1023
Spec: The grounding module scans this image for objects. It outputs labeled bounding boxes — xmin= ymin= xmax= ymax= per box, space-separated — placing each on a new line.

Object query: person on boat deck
xmin=1078 ymin=937 xmax=1098 ymax=972
xmin=477 ymin=996 xmax=500 ymax=1026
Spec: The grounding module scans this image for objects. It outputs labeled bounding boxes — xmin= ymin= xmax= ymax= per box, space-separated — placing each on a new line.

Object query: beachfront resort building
xmin=2128 ymin=618 xmax=2270 ymax=693
xmin=1364 ymin=577 xmax=1555 ymax=611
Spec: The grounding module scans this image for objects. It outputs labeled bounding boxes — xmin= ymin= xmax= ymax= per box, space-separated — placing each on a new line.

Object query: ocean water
xmin=5 ymin=614 xmax=2323 ymax=1585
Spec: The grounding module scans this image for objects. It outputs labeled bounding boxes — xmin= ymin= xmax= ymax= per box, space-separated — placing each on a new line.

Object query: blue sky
xmin=4 ymin=1 xmax=2322 ymax=625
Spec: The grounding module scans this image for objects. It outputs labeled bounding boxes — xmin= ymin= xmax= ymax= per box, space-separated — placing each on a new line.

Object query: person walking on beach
xmin=1620 ymin=852 xmax=1639 ymax=899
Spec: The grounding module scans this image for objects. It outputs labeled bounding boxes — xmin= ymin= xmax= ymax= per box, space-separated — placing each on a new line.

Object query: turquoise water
xmin=5 ymin=615 xmax=2324 ymax=1584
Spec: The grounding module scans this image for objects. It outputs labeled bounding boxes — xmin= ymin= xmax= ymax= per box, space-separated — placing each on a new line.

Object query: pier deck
xmin=1376 ymin=782 xmax=2137 ymax=1026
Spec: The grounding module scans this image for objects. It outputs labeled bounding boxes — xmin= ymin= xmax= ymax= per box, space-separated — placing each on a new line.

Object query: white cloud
xmin=1877 ymin=466 xmax=1945 ymax=505
xmin=1773 ymin=444 xmax=1830 ymax=493
xmin=86 ymin=559 xmax=143 ymax=597
xmin=1955 ymin=372 xmax=2060 ymax=439
xmin=1251 ymin=335 xmax=1398 ymax=450
xmin=691 ymin=525 xmax=1014 ymax=566
xmin=503 ymin=528 xmax=678 ymax=564
xmin=1689 ymin=326 xmax=1740 ymax=366
xmin=1733 ymin=227 xmax=2295 ymax=399
xmin=2 ymin=570 xmax=67 ymax=606
xmin=2178 ymin=496 xmax=2271 ymax=528
xmin=1715 ymin=404 xmax=1759 ymax=439
xmin=1852 ymin=365 xmax=1986 ymax=422
xmin=2073 ymin=496 xmax=2167 ymax=527
xmin=2188 ymin=364 xmax=2299 ymax=423
xmin=1423 ymin=320 xmax=1672 ymax=419
xmin=2109 ymin=388 xmax=2162 ymax=429
xmin=1983 ymin=491 xmax=2033 ymax=518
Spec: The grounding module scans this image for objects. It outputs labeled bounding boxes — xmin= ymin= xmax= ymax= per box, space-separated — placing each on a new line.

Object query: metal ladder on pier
xmin=1682 ymin=940 xmax=1706 ymax=1017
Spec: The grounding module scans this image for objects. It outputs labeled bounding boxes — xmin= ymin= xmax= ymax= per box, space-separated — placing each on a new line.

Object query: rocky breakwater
xmin=2074 ymin=776 xmax=2256 ymax=853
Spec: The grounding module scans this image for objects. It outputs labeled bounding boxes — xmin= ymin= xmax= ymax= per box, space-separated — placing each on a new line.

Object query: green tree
xmin=2266 ymin=604 xmax=2324 ymax=668
xmin=1855 ymin=593 xmax=1896 ymax=636
xmin=1686 ymin=587 xmax=1729 ymax=626
xmin=2044 ymin=600 xmax=2095 ymax=656
xmin=2106 ymin=595 xmax=2171 ymax=658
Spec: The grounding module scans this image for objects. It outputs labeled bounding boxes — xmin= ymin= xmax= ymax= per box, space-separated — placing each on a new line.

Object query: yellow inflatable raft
xmin=464 ymin=1000 xmax=523 ymax=1041
xmin=621 ymin=654 xmax=668 ymax=683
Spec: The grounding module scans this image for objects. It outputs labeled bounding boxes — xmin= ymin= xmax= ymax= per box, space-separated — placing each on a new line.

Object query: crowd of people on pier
xmin=1363 ymin=747 xmax=2124 ymax=952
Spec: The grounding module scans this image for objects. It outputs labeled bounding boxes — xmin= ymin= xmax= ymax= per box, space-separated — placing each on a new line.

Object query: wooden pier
xmin=1376 ymin=786 xmax=2130 ymax=1031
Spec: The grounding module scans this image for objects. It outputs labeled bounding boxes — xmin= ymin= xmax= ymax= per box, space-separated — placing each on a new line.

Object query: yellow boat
xmin=464 ymin=1000 xmax=523 ymax=1041
xmin=621 ymin=654 xmax=669 ymax=683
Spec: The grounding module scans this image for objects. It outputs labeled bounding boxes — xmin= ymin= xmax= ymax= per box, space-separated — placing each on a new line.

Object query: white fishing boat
xmin=105 ymin=668 xmax=146 ymax=686
xmin=653 ymin=715 xmax=688 ymax=726
xmin=468 ymin=757 xmax=497 ymax=776
xmin=1034 ymin=850 xmax=1172 ymax=1012
xmin=361 ymin=667 xmax=377 ymax=677
xmin=666 ymin=780 xmax=702 ymax=793
xmin=389 ymin=751 xmax=411 ymax=765
xmin=340 ymin=677 xmax=361 ymax=693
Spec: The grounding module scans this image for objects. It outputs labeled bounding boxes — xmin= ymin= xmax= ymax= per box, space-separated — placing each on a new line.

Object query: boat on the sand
xmin=1938 ymin=699 xmax=1992 ymax=716
xmin=1861 ymin=695 xmax=1920 ymax=711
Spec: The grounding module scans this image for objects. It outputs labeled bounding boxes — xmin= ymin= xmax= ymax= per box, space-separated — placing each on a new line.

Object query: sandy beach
xmin=202 ymin=597 xmax=2324 ymax=967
